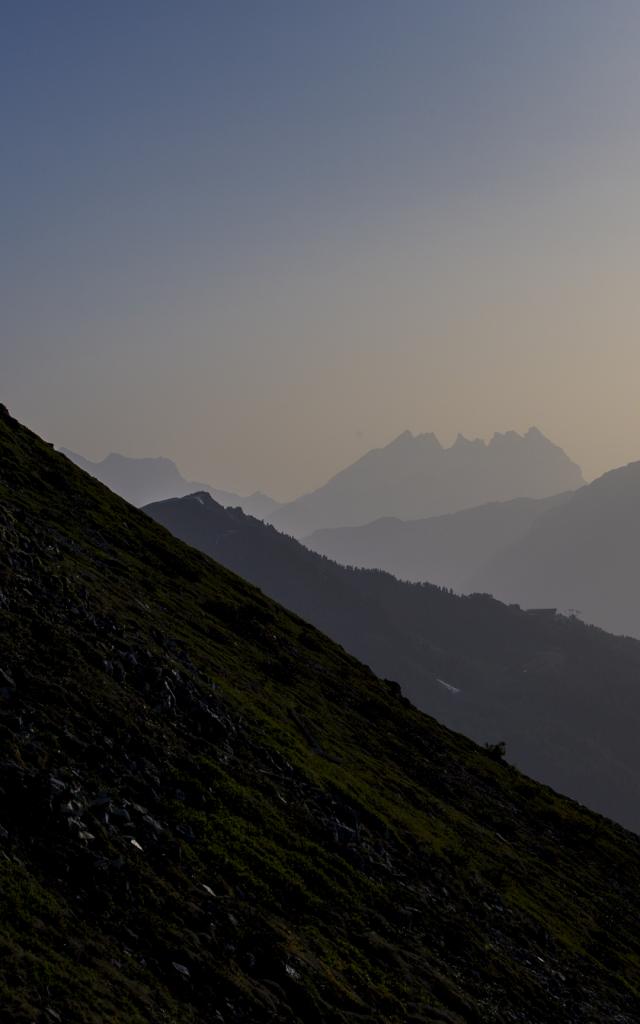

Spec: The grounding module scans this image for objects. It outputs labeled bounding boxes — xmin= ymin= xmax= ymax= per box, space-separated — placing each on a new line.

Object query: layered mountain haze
xmin=269 ymin=428 xmax=584 ymax=538
xmin=7 ymin=406 xmax=640 ymax=1022
xmin=61 ymin=448 xmax=279 ymax=518
xmin=472 ymin=460 xmax=640 ymax=638
xmin=145 ymin=490 xmax=640 ymax=834
xmin=306 ymin=493 xmax=572 ymax=589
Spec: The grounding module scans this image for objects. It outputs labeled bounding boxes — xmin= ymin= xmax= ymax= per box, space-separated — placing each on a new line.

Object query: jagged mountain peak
xmin=452 ymin=433 xmax=485 ymax=449
xmin=489 ymin=429 xmax=520 ymax=444
xmin=269 ymin=426 xmax=584 ymax=537
xmin=414 ymin=430 xmax=443 ymax=447
xmin=368 ymin=429 xmax=443 ymax=454
xmin=386 ymin=428 xmax=414 ymax=446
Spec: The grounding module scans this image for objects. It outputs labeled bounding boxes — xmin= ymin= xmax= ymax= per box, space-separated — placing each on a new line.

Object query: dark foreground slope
xmin=2 ymin=410 xmax=640 ymax=1024
xmin=146 ymin=492 xmax=640 ymax=834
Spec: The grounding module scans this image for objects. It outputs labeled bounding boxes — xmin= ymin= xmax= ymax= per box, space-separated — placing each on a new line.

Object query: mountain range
xmin=145 ymin=489 xmax=640 ymax=834
xmin=269 ymin=427 xmax=584 ymax=537
xmin=62 ymin=435 xmax=639 ymax=640
xmin=4 ymin=404 xmax=640 ymax=1023
xmin=471 ymin=460 xmax=640 ymax=638
xmin=308 ymin=458 xmax=640 ymax=640
xmin=61 ymin=448 xmax=280 ymax=518
xmin=306 ymin=492 xmax=572 ymax=590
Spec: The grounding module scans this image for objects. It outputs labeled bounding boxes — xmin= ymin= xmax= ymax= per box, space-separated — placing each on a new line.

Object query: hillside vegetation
xmin=2 ymin=406 xmax=640 ymax=1024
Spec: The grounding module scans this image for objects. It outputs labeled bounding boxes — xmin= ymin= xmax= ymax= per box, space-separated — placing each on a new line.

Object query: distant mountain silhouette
xmin=146 ymin=490 xmax=640 ymax=834
xmin=306 ymin=492 xmax=571 ymax=588
xmin=61 ymin=448 xmax=279 ymax=518
xmin=471 ymin=460 xmax=640 ymax=638
xmin=268 ymin=427 xmax=584 ymax=537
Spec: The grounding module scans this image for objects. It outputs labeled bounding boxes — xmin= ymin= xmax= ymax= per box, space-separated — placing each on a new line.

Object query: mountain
xmin=61 ymin=448 xmax=279 ymax=518
xmin=306 ymin=493 xmax=571 ymax=588
xmin=4 ymin=405 xmax=640 ymax=1024
xmin=268 ymin=427 xmax=584 ymax=538
xmin=471 ymin=460 xmax=640 ymax=638
xmin=145 ymin=490 xmax=640 ymax=835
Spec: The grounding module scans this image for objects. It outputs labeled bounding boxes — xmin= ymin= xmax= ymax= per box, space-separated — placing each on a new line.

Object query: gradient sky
xmin=4 ymin=1 xmax=640 ymax=499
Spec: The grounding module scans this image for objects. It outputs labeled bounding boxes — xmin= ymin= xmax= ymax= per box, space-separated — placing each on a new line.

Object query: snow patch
xmin=436 ymin=678 xmax=460 ymax=695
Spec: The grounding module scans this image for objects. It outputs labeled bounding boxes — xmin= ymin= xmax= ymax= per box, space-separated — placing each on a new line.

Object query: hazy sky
xmin=4 ymin=1 xmax=640 ymax=499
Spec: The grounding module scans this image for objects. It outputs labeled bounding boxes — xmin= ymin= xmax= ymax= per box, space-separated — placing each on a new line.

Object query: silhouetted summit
xmin=472 ymin=459 xmax=640 ymax=638
xmin=61 ymin=448 xmax=279 ymax=517
xmin=269 ymin=426 xmax=583 ymax=537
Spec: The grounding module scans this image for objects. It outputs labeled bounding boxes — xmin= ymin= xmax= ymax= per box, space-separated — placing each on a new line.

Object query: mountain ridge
xmin=61 ymin=447 xmax=279 ymax=518
xmin=471 ymin=459 xmax=640 ymax=638
xmin=305 ymin=492 xmax=572 ymax=589
xmin=269 ymin=427 xmax=584 ymax=537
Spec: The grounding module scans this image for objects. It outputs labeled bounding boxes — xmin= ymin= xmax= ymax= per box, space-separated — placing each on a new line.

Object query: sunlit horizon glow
xmin=4 ymin=1 xmax=640 ymax=500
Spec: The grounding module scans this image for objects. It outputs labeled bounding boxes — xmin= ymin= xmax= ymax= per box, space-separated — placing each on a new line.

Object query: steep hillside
xmin=269 ymin=428 xmax=583 ymax=537
xmin=2 ymin=406 xmax=640 ymax=1024
xmin=145 ymin=492 xmax=640 ymax=835
xmin=472 ymin=461 xmax=640 ymax=638
xmin=62 ymin=448 xmax=279 ymax=518
xmin=306 ymin=493 xmax=570 ymax=588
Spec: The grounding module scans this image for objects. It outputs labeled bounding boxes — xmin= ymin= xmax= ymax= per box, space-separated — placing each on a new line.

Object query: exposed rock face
xmin=2 ymin=405 xmax=640 ymax=1024
xmin=269 ymin=427 xmax=584 ymax=537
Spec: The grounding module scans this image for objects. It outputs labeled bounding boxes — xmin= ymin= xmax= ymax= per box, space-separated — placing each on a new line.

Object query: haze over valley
xmin=67 ymin=423 xmax=640 ymax=642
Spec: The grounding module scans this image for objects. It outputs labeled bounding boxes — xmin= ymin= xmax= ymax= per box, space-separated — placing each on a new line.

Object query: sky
xmin=3 ymin=0 xmax=640 ymax=500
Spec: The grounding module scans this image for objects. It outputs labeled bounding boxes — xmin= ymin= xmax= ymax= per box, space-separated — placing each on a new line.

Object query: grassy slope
xmin=1 ymin=405 xmax=640 ymax=1024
